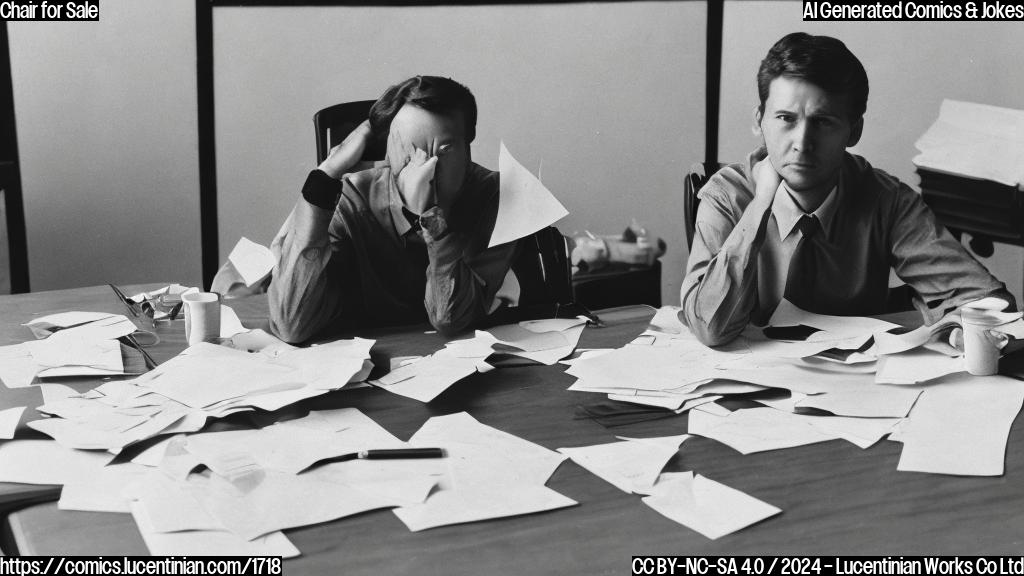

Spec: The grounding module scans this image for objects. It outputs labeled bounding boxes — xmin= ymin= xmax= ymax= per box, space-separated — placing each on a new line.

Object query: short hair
xmin=757 ymin=32 xmax=869 ymax=121
xmin=368 ymin=75 xmax=478 ymax=144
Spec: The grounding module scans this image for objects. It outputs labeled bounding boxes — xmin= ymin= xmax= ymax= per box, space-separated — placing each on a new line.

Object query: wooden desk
xmin=4 ymin=286 xmax=1024 ymax=568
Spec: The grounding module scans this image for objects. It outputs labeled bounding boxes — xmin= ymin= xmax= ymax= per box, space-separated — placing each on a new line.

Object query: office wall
xmin=719 ymin=1 xmax=1024 ymax=302
xmin=7 ymin=0 xmax=201 ymax=291
xmin=213 ymin=1 xmax=705 ymax=305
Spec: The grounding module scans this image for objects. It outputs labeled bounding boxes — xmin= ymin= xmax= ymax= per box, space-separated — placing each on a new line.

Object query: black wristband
xmin=302 ymin=169 xmax=343 ymax=210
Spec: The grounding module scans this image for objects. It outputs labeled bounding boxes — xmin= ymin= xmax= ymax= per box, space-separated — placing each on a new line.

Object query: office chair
xmin=313 ymin=100 xmax=387 ymax=164
xmin=683 ymin=160 xmax=915 ymax=312
xmin=683 ymin=162 xmax=723 ymax=250
xmin=481 ymin=226 xmax=591 ymax=326
xmin=314 ymin=101 xmax=588 ymax=323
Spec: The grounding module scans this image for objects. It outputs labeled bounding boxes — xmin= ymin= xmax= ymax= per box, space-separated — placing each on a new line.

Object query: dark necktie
xmin=784 ymin=214 xmax=826 ymax=312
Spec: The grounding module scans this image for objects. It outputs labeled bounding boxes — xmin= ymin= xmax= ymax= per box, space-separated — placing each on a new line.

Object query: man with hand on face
xmin=268 ymin=76 xmax=518 ymax=342
xmin=680 ymin=32 xmax=1014 ymax=347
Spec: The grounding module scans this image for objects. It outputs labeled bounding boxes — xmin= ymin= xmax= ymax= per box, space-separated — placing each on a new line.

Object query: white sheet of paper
xmin=42 ymin=314 xmax=138 ymax=342
xmin=769 ymin=299 xmax=899 ymax=338
xmin=220 ymin=305 xmax=247 ymax=338
xmin=567 ymin=338 xmax=747 ymax=392
xmin=0 ymin=406 xmax=25 ymax=439
xmin=485 ymin=324 xmax=568 ymax=352
xmin=38 ymin=383 xmax=83 ymax=404
xmin=913 ymin=99 xmax=1024 ymax=187
xmin=557 ymin=434 xmax=689 ymax=493
xmin=0 ymin=344 xmax=37 ymax=388
xmin=897 ymin=374 xmax=1024 ymax=476
xmin=186 ymin=470 xmax=398 ymax=540
xmin=489 ymin=141 xmax=569 ymax=248
xmin=803 ymin=415 xmax=902 ymax=449
xmin=393 ymin=482 xmax=576 ymax=532
xmin=560 ymin=348 xmax=614 ymax=366
xmin=373 ymin=354 xmax=479 ymax=403
xmin=641 ymin=473 xmax=781 ymax=540
xmin=25 ymin=311 xmax=118 ymax=332
xmin=688 ymin=407 xmax=835 ymax=454
xmin=58 ymin=462 xmax=150 ymax=512
xmin=227 ymin=237 xmax=275 ymax=287
xmin=501 ymin=322 xmax=586 ymax=365
xmin=795 ymin=388 xmax=921 ymax=418
xmin=409 ymin=412 xmax=566 ymax=486
xmin=142 ymin=343 xmax=299 ymax=408
xmin=25 ymin=333 xmax=123 ymax=369
xmin=0 ymin=439 xmax=114 ymax=484
xmin=130 ymin=501 xmax=300 ymax=558
xmin=183 ymin=408 xmax=405 ymax=474
xmin=875 ymin=350 xmax=964 ymax=384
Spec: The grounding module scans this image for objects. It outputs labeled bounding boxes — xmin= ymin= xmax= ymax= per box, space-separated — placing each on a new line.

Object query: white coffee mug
xmin=182 ymin=292 xmax=221 ymax=346
xmin=961 ymin=307 xmax=1002 ymax=376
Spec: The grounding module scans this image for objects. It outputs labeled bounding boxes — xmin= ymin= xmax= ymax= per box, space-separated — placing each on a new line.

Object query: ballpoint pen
xmin=299 ymin=447 xmax=445 ymax=472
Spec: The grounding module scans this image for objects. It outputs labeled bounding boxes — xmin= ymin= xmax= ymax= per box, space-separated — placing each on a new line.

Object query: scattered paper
xmin=875 ymin=349 xmax=964 ymax=384
xmin=795 ymin=388 xmax=921 ymax=418
xmin=769 ymin=299 xmax=899 ymax=339
xmin=0 ymin=439 xmax=115 ymax=484
xmin=641 ymin=473 xmax=781 ymax=540
xmin=688 ymin=407 xmax=835 ymax=454
xmin=897 ymin=374 xmax=1024 ymax=476
xmin=557 ymin=434 xmax=689 ymax=493
xmin=58 ymin=462 xmax=150 ymax=513
xmin=130 ymin=501 xmax=300 ymax=557
xmin=227 ymin=237 xmax=275 ymax=287
xmin=0 ymin=406 xmax=25 ymax=439
xmin=373 ymin=354 xmax=479 ymax=403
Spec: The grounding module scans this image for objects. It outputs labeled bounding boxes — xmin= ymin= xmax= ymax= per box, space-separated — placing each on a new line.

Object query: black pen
xmin=358 ymin=448 xmax=445 ymax=460
xmin=300 ymin=447 xmax=445 ymax=472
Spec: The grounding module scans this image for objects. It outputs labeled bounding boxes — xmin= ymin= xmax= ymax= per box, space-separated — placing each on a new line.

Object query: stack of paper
xmin=0 ymin=313 xmax=141 ymax=388
xmin=372 ymin=318 xmax=587 ymax=402
xmin=914 ymin=99 xmax=1024 ymax=188
xmin=25 ymin=338 xmax=373 ymax=453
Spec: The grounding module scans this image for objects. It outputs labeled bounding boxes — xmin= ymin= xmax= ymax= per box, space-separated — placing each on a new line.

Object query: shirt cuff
xmin=418 ymin=206 xmax=449 ymax=240
xmin=301 ymin=169 xmax=343 ymax=210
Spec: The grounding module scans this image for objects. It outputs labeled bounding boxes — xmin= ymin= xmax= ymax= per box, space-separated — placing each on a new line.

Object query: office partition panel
xmin=210 ymin=1 xmax=706 ymax=305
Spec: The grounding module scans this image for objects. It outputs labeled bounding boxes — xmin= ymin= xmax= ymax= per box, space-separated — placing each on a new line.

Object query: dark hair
xmin=368 ymin=75 xmax=477 ymax=143
xmin=757 ymin=32 xmax=869 ymax=121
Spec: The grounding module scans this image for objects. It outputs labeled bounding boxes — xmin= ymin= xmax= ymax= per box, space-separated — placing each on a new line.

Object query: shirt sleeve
xmin=680 ymin=174 xmax=776 ymax=347
xmin=267 ymin=170 xmax=350 ymax=343
xmin=419 ymin=206 xmax=516 ymax=336
xmin=888 ymin=182 xmax=1017 ymax=323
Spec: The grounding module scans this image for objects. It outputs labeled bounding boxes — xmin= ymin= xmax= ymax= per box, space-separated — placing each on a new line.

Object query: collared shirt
xmin=267 ymin=162 xmax=516 ymax=342
xmin=680 ymin=147 xmax=1015 ymax=347
xmin=758 ymin=181 xmax=839 ymax=314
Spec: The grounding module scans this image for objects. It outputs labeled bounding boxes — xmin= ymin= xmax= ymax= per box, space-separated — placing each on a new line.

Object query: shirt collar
xmin=772 ymin=178 xmax=841 ymax=240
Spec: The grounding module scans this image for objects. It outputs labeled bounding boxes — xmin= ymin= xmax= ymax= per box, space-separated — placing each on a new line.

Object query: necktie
xmin=784 ymin=214 xmax=825 ymax=312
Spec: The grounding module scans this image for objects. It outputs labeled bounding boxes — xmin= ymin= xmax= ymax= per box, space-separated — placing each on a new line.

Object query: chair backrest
xmin=684 ymin=162 xmax=723 ymax=250
xmin=512 ymin=226 xmax=573 ymax=309
xmin=313 ymin=100 xmax=387 ymax=164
